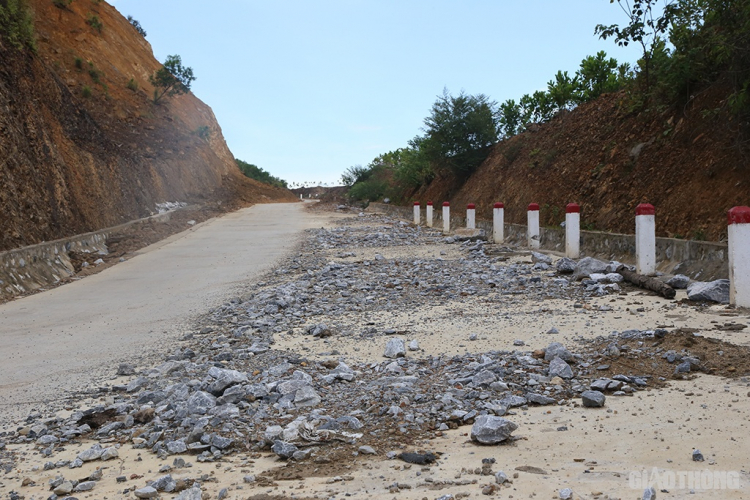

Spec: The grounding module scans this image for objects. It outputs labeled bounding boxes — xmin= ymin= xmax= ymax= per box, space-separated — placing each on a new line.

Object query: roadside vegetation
xmin=343 ymin=0 xmax=750 ymax=204
xmin=236 ymin=159 xmax=288 ymax=189
xmin=0 ymin=0 xmax=36 ymax=51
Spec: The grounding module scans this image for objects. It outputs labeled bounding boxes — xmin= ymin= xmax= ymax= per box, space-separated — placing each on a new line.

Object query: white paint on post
xmin=413 ymin=202 xmax=420 ymax=225
xmin=466 ymin=204 xmax=476 ymax=229
xmin=728 ymin=206 xmax=750 ymax=308
xmin=299 ymin=194 xmax=303 ymax=200
xmin=635 ymin=203 xmax=656 ymax=275
xmin=426 ymin=202 xmax=434 ymax=227
xmin=493 ymin=202 xmax=504 ymax=244
xmin=442 ymin=202 xmax=450 ymax=234
xmin=565 ymin=203 xmax=580 ymax=259
xmin=527 ymin=203 xmax=540 ymax=249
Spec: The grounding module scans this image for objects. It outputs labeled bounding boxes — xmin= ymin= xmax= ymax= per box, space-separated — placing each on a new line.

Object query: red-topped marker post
xmin=413 ymin=202 xmax=420 ymax=225
xmin=635 ymin=203 xmax=656 ymax=275
xmin=466 ymin=203 xmax=476 ymax=229
xmin=442 ymin=202 xmax=450 ymax=234
xmin=566 ymin=203 xmax=580 ymax=259
xmin=527 ymin=203 xmax=540 ymax=249
xmin=426 ymin=201 xmax=434 ymax=228
xmin=493 ymin=202 xmax=504 ymax=244
xmin=728 ymin=206 xmax=750 ymax=308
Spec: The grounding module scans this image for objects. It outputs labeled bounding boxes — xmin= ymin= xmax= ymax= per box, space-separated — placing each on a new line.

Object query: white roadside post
xmin=442 ymin=202 xmax=450 ymax=234
xmin=635 ymin=203 xmax=656 ymax=275
xmin=493 ymin=202 xmax=504 ymax=244
xmin=413 ymin=202 xmax=420 ymax=225
xmin=466 ymin=204 xmax=476 ymax=229
xmin=728 ymin=206 xmax=750 ymax=308
xmin=527 ymin=203 xmax=540 ymax=249
xmin=565 ymin=203 xmax=580 ymax=259
xmin=299 ymin=194 xmax=303 ymax=200
xmin=426 ymin=201 xmax=434 ymax=227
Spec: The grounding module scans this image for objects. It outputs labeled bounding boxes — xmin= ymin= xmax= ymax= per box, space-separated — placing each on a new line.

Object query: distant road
xmin=0 ymin=202 xmax=331 ymax=424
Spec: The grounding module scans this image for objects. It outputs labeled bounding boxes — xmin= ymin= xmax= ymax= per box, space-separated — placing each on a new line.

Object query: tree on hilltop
xmin=149 ymin=55 xmax=195 ymax=103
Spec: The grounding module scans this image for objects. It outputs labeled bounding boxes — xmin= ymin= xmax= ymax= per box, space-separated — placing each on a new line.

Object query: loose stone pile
xmin=0 ymin=211 xmax=724 ymax=497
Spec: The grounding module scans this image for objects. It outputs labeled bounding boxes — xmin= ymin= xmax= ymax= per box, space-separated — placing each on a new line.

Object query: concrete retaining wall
xmin=369 ymin=203 xmax=728 ymax=280
xmin=0 ymin=211 xmax=172 ymax=300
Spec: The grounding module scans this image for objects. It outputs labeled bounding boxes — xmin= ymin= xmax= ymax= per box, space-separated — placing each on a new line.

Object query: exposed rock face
xmin=0 ymin=0 xmax=294 ymax=251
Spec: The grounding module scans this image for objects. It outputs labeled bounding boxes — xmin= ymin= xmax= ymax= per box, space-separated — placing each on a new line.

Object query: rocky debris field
xmin=2 ymin=208 xmax=750 ymax=500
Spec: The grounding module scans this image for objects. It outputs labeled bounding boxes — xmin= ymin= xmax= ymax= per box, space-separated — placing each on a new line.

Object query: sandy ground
xmin=2 ymin=208 xmax=750 ymax=500
xmin=0 ymin=202 xmax=341 ymax=424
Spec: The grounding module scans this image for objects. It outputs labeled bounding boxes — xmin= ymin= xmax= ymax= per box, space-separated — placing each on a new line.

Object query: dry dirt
xmin=3 ymin=206 xmax=750 ymax=499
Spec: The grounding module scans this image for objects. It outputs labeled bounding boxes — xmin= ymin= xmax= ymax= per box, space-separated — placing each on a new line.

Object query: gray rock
xmin=116 ymin=363 xmax=136 ymax=376
xmin=294 ymin=385 xmax=321 ymax=407
xmin=573 ymin=257 xmax=609 ymax=279
xmin=73 ymin=481 xmax=96 ymax=492
xmin=687 ymin=279 xmax=730 ymax=304
xmin=556 ymin=257 xmax=576 ymax=274
xmin=692 ymin=449 xmax=704 ymax=462
xmin=186 ymin=391 xmax=217 ymax=415
xmin=134 ymin=486 xmax=159 ymax=499
xmin=165 ymin=440 xmax=187 ymax=454
xmin=408 ymin=339 xmax=419 ymax=351
xmin=531 ymin=252 xmax=552 ymax=265
xmin=54 ymin=481 xmax=74 ymax=495
xmin=495 ymin=470 xmax=508 ymax=484
xmin=544 ymin=342 xmax=573 ymax=362
xmin=175 ymin=486 xmax=203 ymax=500
xmin=471 ymin=370 xmax=497 ymax=387
xmin=527 ymin=393 xmax=556 ymax=405
xmin=384 ymin=338 xmax=406 ymax=358
xmin=548 ymin=357 xmax=574 ymax=379
xmin=470 ymin=415 xmax=518 ymax=444
xmin=642 ymin=486 xmax=657 ymax=500
xmin=581 ymin=390 xmax=606 ymax=408
xmin=675 ymin=361 xmax=691 ymax=373
xmin=206 ymin=367 xmax=248 ymax=395
xmin=667 ymin=274 xmax=690 ymax=289
xmin=77 ymin=445 xmax=103 ymax=462
xmin=590 ymin=378 xmax=612 ymax=392
xmin=559 ymin=488 xmax=573 ymax=500
xmin=100 ymin=447 xmax=119 ymax=461
xmin=272 ymin=440 xmax=298 ymax=459
xmin=151 ymin=475 xmax=176 ymax=492
xmin=359 ymin=445 xmax=377 ymax=455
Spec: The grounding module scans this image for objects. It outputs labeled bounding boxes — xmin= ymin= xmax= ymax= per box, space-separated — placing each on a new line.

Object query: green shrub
xmin=195 ymin=125 xmax=210 ymax=140
xmin=74 ymin=56 xmax=83 ymax=70
xmin=86 ymin=13 xmax=102 ymax=33
xmin=52 ymin=0 xmax=73 ymax=8
xmin=87 ymin=63 xmax=101 ymax=84
xmin=126 ymin=78 xmax=138 ymax=91
xmin=235 ymin=159 xmax=288 ymax=188
xmin=0 ymin=0 xmax=36 ymax=51
xmin=126 ymin=15 xmax=146 ymax=37
xmin=81 ymin=85 xmax=92 ymax=98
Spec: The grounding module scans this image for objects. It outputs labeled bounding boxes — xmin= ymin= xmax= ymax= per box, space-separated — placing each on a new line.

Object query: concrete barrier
xmin=466 ymin=204 xmax=476 ymax=230
xmin=566 ymin=203 xmax=580 ymax=259
xmin=426 ymin=202 xmax=433 ymax=228
xmin=413 ymin=202 xmax=420 ymax=225
xmin=728 ymin=206 xmax=750 ymax=307
xmin=368 ymin=202 xmax=729 ymax=280
xmin=493 ymin=203 xmax=504 ymax=244
xmin=0 ymin=211 xmax=173 ymax=301
xmin=636 ymin=203 xmax=656 ymax=275
xmin=442 ymin=202 xmax=450 ymax=234
xmin=527 ymin=203 xmax=540 ymax=249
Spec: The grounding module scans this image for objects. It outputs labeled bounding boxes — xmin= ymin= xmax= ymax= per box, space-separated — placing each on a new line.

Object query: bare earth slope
xmin=0 ymin=0 xmax=295 ymax=252
xmin=418 ymin=89 xmax=749 ymax=241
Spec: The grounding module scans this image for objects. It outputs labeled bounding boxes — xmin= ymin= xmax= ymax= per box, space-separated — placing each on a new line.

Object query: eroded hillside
xmin=0 ymin=0 xmax=295 ymax=251
xmin=417 ymin=88 xmax=749 ymax=242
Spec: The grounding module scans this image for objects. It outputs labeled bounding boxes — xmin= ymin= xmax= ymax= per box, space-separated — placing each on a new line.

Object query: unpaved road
xmin=0 ymin=202 xmax=331 ymax=424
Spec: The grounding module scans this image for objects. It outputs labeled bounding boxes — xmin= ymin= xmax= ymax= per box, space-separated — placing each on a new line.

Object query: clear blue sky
xmin=111 ymin=1 xmax=643 ymax=186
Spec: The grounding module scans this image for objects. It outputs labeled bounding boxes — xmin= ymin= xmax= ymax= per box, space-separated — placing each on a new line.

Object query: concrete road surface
xmin=0 ymin=202 xmax=331 ymax=424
